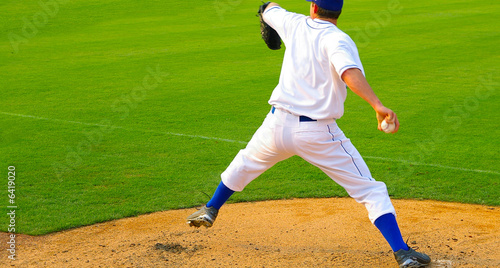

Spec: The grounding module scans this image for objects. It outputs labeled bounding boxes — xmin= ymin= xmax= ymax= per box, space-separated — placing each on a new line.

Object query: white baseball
xmin=381 ymin=119 xmax=395 ymax=133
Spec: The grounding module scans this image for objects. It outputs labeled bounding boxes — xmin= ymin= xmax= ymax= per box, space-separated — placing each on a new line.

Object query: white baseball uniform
xmin=221 ymin=6 xmax=396 ymax=223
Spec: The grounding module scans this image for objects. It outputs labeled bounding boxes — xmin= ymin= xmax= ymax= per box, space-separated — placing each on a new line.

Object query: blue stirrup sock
xmin=206 ymin=181 xmax=235 ymax=210
xmin=374 ymin=213 xmax=409 ymax=252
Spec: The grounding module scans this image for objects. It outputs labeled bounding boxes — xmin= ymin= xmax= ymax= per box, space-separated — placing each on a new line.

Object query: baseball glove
xmin=257 ymin=2 xmax=281 ymax=50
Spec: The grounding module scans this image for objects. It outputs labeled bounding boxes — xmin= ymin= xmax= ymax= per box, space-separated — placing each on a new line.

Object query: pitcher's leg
xmin=296 ymin=125 xmax=396 ymax=222
xmin=221 ymin=115 xmax=292 ymax=192
xmin=187 ymin=113 xmax=292 ymax=228
xmin=294 ymin=124 xmax=420 ymax=256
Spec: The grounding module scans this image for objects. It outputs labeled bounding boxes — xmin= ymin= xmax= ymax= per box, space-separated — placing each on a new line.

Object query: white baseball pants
xmin=221 ymin=107 xmax=396 ymax=223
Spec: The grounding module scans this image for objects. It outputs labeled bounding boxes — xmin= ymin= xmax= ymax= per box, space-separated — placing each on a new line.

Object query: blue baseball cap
xmin=306 ymin=0 xmax=343 ymax=11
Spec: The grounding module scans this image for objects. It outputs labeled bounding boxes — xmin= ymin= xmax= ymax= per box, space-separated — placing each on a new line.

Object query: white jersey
xmin=264 ymin=6 xmax=364 ymax=120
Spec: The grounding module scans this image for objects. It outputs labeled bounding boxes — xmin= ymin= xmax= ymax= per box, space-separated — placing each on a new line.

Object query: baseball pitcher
xmin=187 ymin=1 xmax=431 ymax=267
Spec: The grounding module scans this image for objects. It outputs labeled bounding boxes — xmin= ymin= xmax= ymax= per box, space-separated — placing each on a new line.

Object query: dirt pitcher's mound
xmin=1 ymin=198 xmax=499 ymax=267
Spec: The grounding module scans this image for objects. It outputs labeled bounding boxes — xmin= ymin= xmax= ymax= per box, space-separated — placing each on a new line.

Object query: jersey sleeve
xmin=328 ymin=35 xmax=365 ymax=78
xmin=263 ymin=6 xmax=306 ymax=43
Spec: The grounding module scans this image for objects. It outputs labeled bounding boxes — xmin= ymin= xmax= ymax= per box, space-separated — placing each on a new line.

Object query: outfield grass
xmin=0 ymin=0 xmax=498 ymax=235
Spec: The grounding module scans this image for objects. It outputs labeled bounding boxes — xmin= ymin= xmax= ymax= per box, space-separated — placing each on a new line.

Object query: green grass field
xmin=0 ymin=0 xmax=498 ymax=235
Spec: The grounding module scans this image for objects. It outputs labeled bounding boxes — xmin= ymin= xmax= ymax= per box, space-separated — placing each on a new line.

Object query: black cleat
xmin=186 ymin=205 xmax=219 ymax=228
xmin=394 ymin=247 xmax=431 ymax=267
